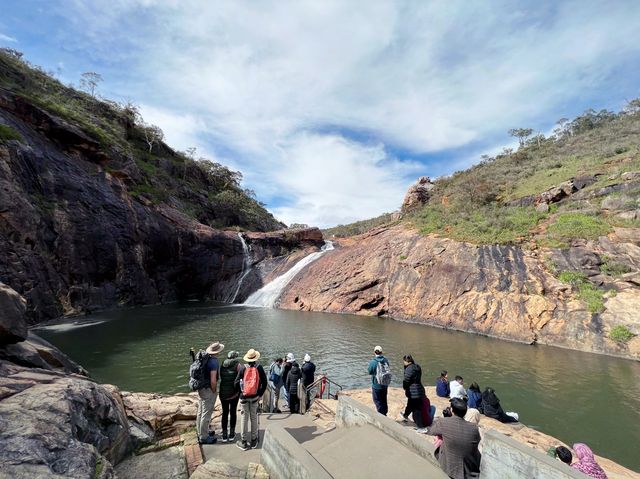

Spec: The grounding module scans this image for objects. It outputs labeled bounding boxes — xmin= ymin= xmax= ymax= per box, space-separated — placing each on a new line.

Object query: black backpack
xmin=189 ymin=350 xmax=211 ymax=391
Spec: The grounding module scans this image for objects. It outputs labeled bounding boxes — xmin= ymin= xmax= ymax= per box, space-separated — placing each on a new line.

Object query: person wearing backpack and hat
xmin=367 ymin=345 xmax=391 ymax=416
xmin=234 ymin=348 xmax=267 ymax=451
xmin=195 ymin=341 xmax=224 ymax=444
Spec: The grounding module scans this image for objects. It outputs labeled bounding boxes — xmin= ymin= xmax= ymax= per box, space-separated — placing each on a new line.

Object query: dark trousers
xmin=289 ymin=394 xmax=300 ymax=414
xmin=371 ymin=387 xmax=388 ymax=415
xmin=221 ymin=396 xmax=239 ymax=433
xmin=405 ymin=397 xmax=426 ymax=427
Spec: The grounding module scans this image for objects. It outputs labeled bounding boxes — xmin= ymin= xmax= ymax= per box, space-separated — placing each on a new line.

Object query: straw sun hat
xmin=206 ymin=342 xmax=225 ymax=355
xmin=243 ymin=348 xmax=261 ymax=362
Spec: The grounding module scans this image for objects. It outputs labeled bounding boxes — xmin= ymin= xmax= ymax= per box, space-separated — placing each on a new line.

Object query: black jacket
xmin=285 ymin=362 xmax=302 ymax=396
xmin=301 ymin=361 xmax=316 ymax=387
xmin=281 ymin=361 xmax=292 ymax=386
xmin=403 ymin=363 xmax=426 ymax=399
xmin=234 ymin=363 xmax=268 ymax=400
xmin=481 ymin=388 xmax=517 ymax=423
xmin=219 ymin=357 xmax=241 ymax=400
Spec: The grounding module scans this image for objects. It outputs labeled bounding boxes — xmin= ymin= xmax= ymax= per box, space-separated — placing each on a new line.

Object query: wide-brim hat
xmin=206 ymin=342 xmax=225 ymax=355
xmin=243 ymin=348 xmax=261 ymax=362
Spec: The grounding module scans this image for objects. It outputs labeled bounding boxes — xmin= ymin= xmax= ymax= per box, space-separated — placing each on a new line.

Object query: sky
xmin=2 ymin=1 xmax=640 ymax=227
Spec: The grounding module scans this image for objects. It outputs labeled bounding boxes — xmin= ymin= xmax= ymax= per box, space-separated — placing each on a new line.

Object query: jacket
xmin=301 ymin=361 xmax=316 ymax=387
xmin=281 ymin=361 xmax=292 ymax=386
xmin=428 ymin=416 xmax=481 ymax=479
xmin=403 ymin=363 xmax=426 ymax=399
xmin=285 ymin=362 xmax=302 ymax=396
xmin=234 ymin=363 xmax=268 ymax=401
xmin=219 ymin=357 xmax=241 ymax=400
xmin=481 ymin=389 xmax=516 ymax=423
xmin=368 ymin=355 xmax=389 ymax=390
xmin=268 ymin=361 xmax=284 ymax=387
xmin=467 ymin=389 xmax=482 ymax=411
xmin=436 ymin=378 xmax=450 ymax=397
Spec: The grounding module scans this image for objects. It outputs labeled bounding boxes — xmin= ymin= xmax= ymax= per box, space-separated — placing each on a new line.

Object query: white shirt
xmin=450 ymin=380 xmax=467 ymax=399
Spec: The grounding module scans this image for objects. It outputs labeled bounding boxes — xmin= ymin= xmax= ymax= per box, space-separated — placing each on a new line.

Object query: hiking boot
xmin=199 ymin=436 xmax=217 ymax=445
xmin=250 ymin=438 xmax=259 ymax=449
xmin=415 ymin=427 xmax=429 ymax=434
xmin=236 ymin=440 xmax=250 ymax=451
xmin=221 ymin=431 xmax=228 ymax=442
xmin=228 ymin=431 xmax=236 ymax=442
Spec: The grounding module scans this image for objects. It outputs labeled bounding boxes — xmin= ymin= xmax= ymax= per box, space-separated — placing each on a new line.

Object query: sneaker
xmin=228 ymin=431 xmax=236 ymax=442
xmin=221 ymin=431 xmax=228 ymax=443
xmin=275 ymin=408 xmax=282 ymax=413
xmin=250 ymin=438 xmax=259 ymax=449
xmin=415 ymin=427 xmax=429 ymax=434
xmin=400 ymin=413 xmax=409 ymax=423
xmin=236 ymin=440 xmax=250 ymax=451
xmin=199 ymin=436 xmax=217 ymax=445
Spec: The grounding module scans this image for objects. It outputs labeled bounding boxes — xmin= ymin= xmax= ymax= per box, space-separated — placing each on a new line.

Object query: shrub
xmin=609 ymin=325 xmax=635 ymax=343
xmin=547 ymin=213 xmax=612 ymax=240
xmin=557 ymin=271 xmax=605 ymax=313
xmin=600 ymin=257 xmax=632 ymax=276
xmin=0 ymin=124 xmax=22 ymax=143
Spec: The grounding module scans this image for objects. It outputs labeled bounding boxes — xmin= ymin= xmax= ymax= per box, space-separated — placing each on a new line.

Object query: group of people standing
xmin=192 ymin=341 xmax=318 ymax=452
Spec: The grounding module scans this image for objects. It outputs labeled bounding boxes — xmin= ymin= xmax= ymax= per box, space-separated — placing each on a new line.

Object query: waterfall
xmin=243 ymin=240 xmax=334 ymax=308
xmin=228 ymin=233 xmax=252 ymax=303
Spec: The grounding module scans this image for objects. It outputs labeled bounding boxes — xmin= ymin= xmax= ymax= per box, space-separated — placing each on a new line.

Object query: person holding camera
xmin=428 ymin=397 xmax=481 ymax=479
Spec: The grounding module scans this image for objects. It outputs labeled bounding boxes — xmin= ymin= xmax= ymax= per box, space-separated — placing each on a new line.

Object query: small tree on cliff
xmin=79 ymin=72 xmax=103 ymax=97
xmin=142 ymin=124 xmax=164 ymax=153
xmin=508 ymin=128 xmax=534 ymax=147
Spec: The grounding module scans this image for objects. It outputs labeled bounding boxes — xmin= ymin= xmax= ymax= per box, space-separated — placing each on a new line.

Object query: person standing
xmin=219 ymin=350 xmax=241 ymax=442
xmin=301 ymin=353 xmax=316 ymax=409
xmin=285 ymin=359 xmax=303 ymax=413
xmin=281 ymin=352 xmax=295 ymax=407
xmin=401 ymin=354 xmax=429 ymax=433
xmin=367 ymin=345 xmax=391 ymax=416
xmin=234 ymin=348 xmax=267 ymax=451
xmin=268 ymin=357 xmax=284 ymax=413
xmin=195 ymin=341 xmax=224 ymax=444
xmin=436 ymin=370 xmax=450 ymax=398
xmin=428 ymin=397 xmax=482 ymax=479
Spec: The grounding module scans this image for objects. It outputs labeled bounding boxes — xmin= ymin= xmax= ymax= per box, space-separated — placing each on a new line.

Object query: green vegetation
xmin=600 ymin=256 xmax=632 ymax=276
xmin=609 ymin=325 xmax=635 ymax=343
xmin=93 ymin=458 xmax=104 ymax=479
xmin=547 ymin=213 xmax=612 ymax=241
xmin=0 ymin=48 xmax=282 ymax=232
xmin=323 ymin=212 xmax=397 ymax=238
xmin=0 ymin=124 xmax=22 ymax=143
xmin=557 ymin=271 xmax=605 ymax=313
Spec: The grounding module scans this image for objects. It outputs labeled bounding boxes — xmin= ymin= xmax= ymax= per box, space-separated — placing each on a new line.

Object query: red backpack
xmin=243 ymin=365 xmax=260 ymax=397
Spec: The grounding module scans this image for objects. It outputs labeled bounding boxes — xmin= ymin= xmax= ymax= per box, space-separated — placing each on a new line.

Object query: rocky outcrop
xmin=401 ymin=176 xmax=435 ymax=212
xmin=278 ymin=225 xmax=640 ymax=360
xmin=0 ymin=281 xmax=28 ymax=343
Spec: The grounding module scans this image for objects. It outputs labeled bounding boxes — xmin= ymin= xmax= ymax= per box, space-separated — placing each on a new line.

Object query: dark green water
xmin=36 ymin=302 xmax=639 ymax=471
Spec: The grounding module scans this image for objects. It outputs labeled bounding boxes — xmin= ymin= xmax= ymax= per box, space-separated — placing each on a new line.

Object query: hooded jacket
xmin=219 ymin=357 xmax=241 ymax=400
xmin=301 ymin=361 xmax=316 ymax=387
xmin=403 ymin=363 xmax=426 ymax=399
xmin=285 ymin=362 xmax=302 ymax=396
xmin=481 ymin=388 xmax=517 ymax=423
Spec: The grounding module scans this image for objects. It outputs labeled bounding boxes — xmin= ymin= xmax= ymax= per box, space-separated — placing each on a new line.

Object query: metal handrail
xmin=301 ymin=374 xmax=343 ymax=413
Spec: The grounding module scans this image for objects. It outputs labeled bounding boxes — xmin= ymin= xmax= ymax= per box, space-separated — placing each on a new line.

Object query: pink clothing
xmin=571 ymin=443 xmax=607 ymax=479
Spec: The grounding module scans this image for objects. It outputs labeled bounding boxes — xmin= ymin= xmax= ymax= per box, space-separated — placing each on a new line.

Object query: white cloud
xmin=0 ymin=33 xmax=17 ymax=43
xmin=49 ymin=0 xmax=640 ymax=226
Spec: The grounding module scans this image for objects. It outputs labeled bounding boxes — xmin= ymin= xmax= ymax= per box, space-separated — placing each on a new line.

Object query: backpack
xmin=375 ymin=359 xmax=392 ymax=386
xmin=188 ymin=350 xmax=211 ymax=391
xmin=242 ymin=365 xmax=260 ymax=397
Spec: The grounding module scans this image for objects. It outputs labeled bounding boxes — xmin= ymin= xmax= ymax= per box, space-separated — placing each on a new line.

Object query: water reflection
xmin=37 ymin=303 xmax=640 ymax=471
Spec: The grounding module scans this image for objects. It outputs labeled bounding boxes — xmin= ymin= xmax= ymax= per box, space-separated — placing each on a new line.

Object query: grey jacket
xmin=428 ymin=416 xmax=481 ymax=479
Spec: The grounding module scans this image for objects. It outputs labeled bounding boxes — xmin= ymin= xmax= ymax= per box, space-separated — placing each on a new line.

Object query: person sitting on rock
xmin=301 ymin=353 xmax=316 ymax=409
xmin=368 ymin=345 xmax=391 ymax=416
xmin=571 ymin=443 xmax=608 ymax=479
xmin=428 ymin=397 xmax=481 ymax=479
xmin=467 ymin=382 xmax=483 ymax=412
xmin=400 ymin=354 xmax=433 ymax=433
xmin=219 ymin=350 xmax=242 ymax=442
xmin=234 ymin=348 xmax=267 ymax=451
xmin=481 ymin=387 xmax=518 ymax=423
xmin=450 ymin=375 xmax=467 ymax=400
xmin=285 ymin=358 xmax=303 ymax=413
xmin=554 ymin=446 xmax=573 ymax=465
xmin=436 ymin=370 xmax=450 ymax=398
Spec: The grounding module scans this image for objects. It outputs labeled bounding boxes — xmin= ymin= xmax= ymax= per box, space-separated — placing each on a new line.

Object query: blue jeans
xmin=371 ymin=387 xmax=388 ymax=415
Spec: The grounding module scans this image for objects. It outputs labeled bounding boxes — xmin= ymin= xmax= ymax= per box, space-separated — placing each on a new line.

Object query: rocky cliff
xmin=0 ymin=83 xmax=322 ymax=323
xmin=278 ymin=224 xmax=640 ymax=360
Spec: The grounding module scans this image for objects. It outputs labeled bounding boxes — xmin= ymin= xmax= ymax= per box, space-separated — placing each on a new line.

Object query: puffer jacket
xmin=403 ymin=363 xmax=426 ymax=399
xmin=219 ymin=357 xmax=241 ymax=400
xmin=285 ymin=362 xmax=302 ymax=396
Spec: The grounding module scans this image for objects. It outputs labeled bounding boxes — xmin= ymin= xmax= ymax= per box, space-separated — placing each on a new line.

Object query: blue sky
xmin=2 ymin=1 xmax=640 ymax=227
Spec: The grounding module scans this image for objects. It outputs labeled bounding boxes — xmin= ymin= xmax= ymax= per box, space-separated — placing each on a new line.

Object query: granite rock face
xmin=0 ymin=281 xmax=28 ymax=343
xmin=278 ymin=225 xmax=640 ymax=359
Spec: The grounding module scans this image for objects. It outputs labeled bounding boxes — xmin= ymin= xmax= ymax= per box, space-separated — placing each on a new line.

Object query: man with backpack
xmin=268 ymin=357 xmax=284 ymax=413
xmin=234 ymin=348 xmax=268 ymax=451
xmin=190 ymin=341 xmax=224 ymax=444
xmin=367 ymin=345 xmax=392 ymax=416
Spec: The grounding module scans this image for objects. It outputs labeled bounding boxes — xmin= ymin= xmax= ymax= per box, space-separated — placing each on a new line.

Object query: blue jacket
xmin=468 ymin=389 xmax=483 ymax=410
xmin=368 ymin=356 xmax=389 ymax=390
xmin=436 ymin=378 xmax=450 ymax=397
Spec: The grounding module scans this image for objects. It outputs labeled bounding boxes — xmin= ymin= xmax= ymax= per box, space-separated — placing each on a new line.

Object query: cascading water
xmin=243 ymin=240 xmax=334 ymax=308
xmin=228 ymin=233 xmax=252 ymax=303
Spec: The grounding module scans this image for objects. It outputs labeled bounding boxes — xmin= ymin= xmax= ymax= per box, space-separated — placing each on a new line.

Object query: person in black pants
xmin=285 ymin=360 xmax=303 ymax=413
xmin=401 ymin=354 xmax=429 ymax=433
xmin=218 ymin=350 xmax=242 ymax=442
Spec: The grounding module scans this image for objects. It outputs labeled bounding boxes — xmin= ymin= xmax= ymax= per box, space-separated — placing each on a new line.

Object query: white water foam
xmin=243 ymin=240 xmax=334 ymax=308
xmin=228 ymin=233 xmax=252 ymax=303
xmin=34 ymin=320 xmax=106 ymax=332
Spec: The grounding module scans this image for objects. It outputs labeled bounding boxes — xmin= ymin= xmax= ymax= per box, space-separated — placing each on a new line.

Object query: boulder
xmin=621 ymin=171 xmax=640 ymax=181
xmin=0 ymin=332 xmax=87 ymax=374
xmin=0 ymin=282 xmax=28 ymax=344
xmin=401 ymin=176 xmax=435 ymax=212
xmin=535 ymin=203 xmax=549 ymax=213
xmin=616 ymin=210 xmax=639 ymax=221
xmin=120 ymin=391 xmax=198 ymax=438
xmin=115 ymin=446 xmax=187 ymax=479
xmin=0 ymin=360 xmax=131 ymax=479
xmin=601 ymin=195 xmax=633 ymax=211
